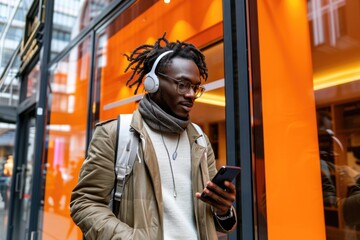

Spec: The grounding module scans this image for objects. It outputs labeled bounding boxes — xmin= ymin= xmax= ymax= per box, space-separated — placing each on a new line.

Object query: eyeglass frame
xmin=157 ymin=72 xmax=205 ymax=98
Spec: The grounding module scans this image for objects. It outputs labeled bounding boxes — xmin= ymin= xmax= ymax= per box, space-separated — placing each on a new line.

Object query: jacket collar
xmin=131 ymin=109 xmax=204 ymax=145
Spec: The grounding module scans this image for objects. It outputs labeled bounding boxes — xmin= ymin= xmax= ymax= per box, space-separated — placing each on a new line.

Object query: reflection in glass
xmin=308 ymin=0 xmax=360 ymax=90
xmin=0 ymin=123 xmax=15 ymax=240
xmin=26 ymin=62 xmax=40 ymax=100
xmin=0 ymin=53 xmax=20 ymax=107
xmin=192 ymin=43 xmax=226 ymax=168
xmin=51 ymin=0 xmax=114 ymax=59
xmin=93 ymin=0 xmax=224 ymax=120
xmin=0 ymin=0 xmax=26 ymax=68
xmin=0 ymin=0 xmax=22 ymax=107
xmin=17 ymin=118 xmax=36 ymax=239
xmin=43 ymin=36 xmax=91 ymax=240
xmin=310 ymin=0 xmax=360 ymax=238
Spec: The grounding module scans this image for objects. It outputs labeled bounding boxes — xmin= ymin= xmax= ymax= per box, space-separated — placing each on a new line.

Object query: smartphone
xmin=201 ymin=166 xmax=241 ymax=199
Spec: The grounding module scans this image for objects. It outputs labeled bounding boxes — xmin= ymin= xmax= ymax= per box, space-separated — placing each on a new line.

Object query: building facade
xmin=1 ymin=0 xmax=360 ymax=239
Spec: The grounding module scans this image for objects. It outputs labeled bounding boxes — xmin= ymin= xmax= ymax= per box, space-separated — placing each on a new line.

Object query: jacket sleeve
xmin=70 ymin=121 xmax=134 ymax=240
xmin=204 ymin=134 xmax=237 ymax=233
xmin=342 ymin=178 xmax=360 ymax=226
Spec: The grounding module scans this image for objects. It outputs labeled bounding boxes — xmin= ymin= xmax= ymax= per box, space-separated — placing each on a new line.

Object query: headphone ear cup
xmin=143 ymin=50 xmax=173 ymax=93
xmin=144 ymin=72 xmax=159 ymax=93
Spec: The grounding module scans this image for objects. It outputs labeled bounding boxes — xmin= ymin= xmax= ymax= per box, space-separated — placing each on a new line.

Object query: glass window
xmin=1 ymin=49 xmax=13 ymax=68
xmin=0 ymin=48 xmax=20 ymax=107
xmin=17 ymin=117 xmax=36 ymax=239
xmin=3 ymin=2 xmax=26 ymax=41
xmin=309 ymin=0 xmax=360 ymax=238
xmin=42 ymin=36 xmax=91 ymax=240
xmin=51 ymin=0 xmax=115 ymax=59
xmin=14 ymin=7 xmax=25 ymax=21
xmin=0 ymin=123 xmax=16 ymax=240
xmin=0 ymin=1 xmax=26 ymax=71
xmin=93 ymin=0 xmax=228 ymax=238
xmin=53 ymin=30 xmax=71 ymax=42
xmin=25 ymin=63 xmax=40 ymax=101
xmin=93 ymin=0 xmax=225 ymax=164
xmin=0 ymin=3 xmax=8 ymax=22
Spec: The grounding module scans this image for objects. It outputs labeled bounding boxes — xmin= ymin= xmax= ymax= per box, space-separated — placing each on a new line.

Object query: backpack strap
xmin=112 ymin=114 xmax=139 ymax=214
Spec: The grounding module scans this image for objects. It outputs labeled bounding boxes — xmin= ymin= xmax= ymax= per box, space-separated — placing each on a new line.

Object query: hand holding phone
xmin=201 ymin=166 xmax=240 ymax=199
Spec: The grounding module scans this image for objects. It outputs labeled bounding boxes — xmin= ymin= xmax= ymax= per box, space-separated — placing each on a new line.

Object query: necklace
xmin=172 ymin=134 xmax=180 ymax=160
xmin=161 ymin=133 xmax=180 ymax=198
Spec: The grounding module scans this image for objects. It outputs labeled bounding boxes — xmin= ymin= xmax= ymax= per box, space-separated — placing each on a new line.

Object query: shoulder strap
xmin=192 ymin=123 xmax=206 ymax=148
xmin=112 ymin=114 xmax=139 ymax=214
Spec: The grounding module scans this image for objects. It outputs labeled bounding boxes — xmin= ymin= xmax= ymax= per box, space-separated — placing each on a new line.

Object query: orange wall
xmin=99 ymin=0 xmax=223 ymax=120
xmin=257 ymin=1 xmax=325 ymax=239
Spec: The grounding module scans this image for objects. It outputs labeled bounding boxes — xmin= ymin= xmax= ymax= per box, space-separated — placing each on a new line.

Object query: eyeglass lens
xmin=158 ymin=72 xmax=205 ymax=98
xmin=177 ymin=82 xmax=204 ymax=97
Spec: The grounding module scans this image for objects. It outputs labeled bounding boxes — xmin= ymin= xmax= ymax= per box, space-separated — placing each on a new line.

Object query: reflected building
xmin=0 ymin=0 xmax=360 ymax=239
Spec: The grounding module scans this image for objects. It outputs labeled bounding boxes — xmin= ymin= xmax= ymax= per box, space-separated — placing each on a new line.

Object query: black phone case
xmin=201 ymin=166 xmax=241 ymax=199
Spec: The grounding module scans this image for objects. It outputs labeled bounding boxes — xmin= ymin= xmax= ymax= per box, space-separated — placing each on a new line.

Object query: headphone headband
xmin=148 ymin=50 xmax=174 ymax=75
xmin=144 ymin=50 xmax=174 ymax=93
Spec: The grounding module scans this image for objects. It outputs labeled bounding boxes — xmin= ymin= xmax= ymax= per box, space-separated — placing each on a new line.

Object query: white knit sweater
xmin=145 ymin=123 xmax=198 ymax=239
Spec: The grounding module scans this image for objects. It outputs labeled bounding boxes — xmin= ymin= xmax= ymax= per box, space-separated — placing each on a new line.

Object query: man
xmin=318 ymin=128 xmax=360 ymax=231
xmin=70 ymin=34 xmax=237 ymax=239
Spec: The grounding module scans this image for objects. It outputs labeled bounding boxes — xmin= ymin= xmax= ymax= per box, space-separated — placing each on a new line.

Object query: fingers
xmin=198 ymin=181 xmax=236 ymax=214
xmin=198 ymin=192 xmax=230 ymax=214
xmin=206 ymin=181 xmax=236 ymax=201
xmin=224 ymin=181 xmax=236 ymax=194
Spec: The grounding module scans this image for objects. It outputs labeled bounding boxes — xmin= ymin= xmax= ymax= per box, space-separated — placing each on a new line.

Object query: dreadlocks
xmin=124 ymin=33 xmax=208 ymax=94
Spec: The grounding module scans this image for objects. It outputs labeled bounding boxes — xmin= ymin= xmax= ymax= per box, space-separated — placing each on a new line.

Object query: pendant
xmin=172 ymin=152 xmax=177 ymax=160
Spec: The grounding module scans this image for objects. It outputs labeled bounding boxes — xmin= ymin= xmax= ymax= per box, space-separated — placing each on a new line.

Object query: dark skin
xmin=150 ymin=56 xmax=236 ymax=216
xmin=150 ymin=57 xmax=199 ymax=119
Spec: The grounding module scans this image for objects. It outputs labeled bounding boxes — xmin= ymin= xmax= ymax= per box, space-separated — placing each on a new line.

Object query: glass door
xmin=12 ymin=115 xmax=36 ymax=240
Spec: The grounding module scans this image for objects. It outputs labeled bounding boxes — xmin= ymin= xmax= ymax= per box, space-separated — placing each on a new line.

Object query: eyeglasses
xmin=157 ymin=72 xmax=205 ymax=98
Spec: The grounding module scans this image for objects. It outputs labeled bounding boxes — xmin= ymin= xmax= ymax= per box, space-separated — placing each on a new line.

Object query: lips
xmin=180 ymin=101 xmax=193 ymax=112
xmin=181 ymin=101 xmax=193 ymax=107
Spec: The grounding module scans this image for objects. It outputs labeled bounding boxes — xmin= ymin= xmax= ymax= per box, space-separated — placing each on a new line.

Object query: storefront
xmin=3 ymin=0 xmax=360 ymax=239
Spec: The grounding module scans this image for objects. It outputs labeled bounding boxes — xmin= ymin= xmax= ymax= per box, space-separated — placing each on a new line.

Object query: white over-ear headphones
xmin=144 ymin=50 xmax=174 ymax=93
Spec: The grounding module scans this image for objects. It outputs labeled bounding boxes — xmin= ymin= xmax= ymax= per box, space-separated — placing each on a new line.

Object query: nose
xmin=184 ymin=86 xmax=196 ymax=99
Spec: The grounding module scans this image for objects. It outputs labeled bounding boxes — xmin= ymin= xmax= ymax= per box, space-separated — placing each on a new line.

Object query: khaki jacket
xmin=70 ymin=110 xmax=236 ymax=239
